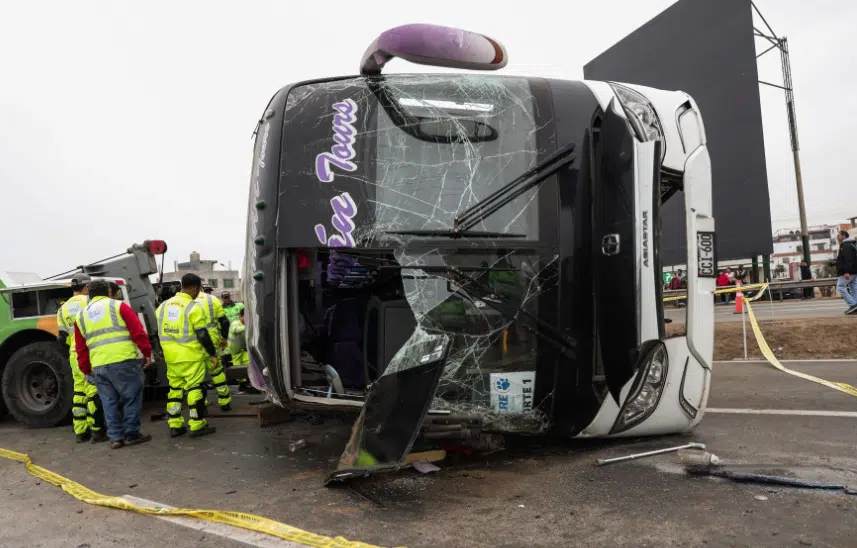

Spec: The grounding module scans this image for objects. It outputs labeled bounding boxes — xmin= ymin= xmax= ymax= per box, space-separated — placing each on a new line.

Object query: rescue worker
xmin=56 ymin=274 xmax=106 ymax=443
xmin=228 ymin=308 xmax=256 ymax=393
xmin=156 ymin=273 xmax=219 ymax=438
xmin=221 ymin=291 xmax=244 ymax=324
xmin=74 ymin=279 xmax=153 ymax=449
xmin=228 ymin=308 xmax=249 ymax=367
xmin=196 ymin=283 xmax=232 ymax=411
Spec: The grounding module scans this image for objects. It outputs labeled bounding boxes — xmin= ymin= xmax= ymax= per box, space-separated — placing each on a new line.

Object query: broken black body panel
xmin=244 ymin=74 xmax=645 ymax=479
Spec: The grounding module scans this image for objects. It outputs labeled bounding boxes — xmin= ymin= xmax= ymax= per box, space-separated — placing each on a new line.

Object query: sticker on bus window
xmin=490 ymin=371 xmax=536 ymax=414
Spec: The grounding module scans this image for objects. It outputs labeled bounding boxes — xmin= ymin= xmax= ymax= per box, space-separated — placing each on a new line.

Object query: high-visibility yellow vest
xmin=227 ymin=319 xmax=249 ymax=366
xmin=156 ymin=292 xmax=208 ymax=364
xmin=195 ymin=293 xmax=225 ymax=346
xmin=75 ymin=296 xmax=138 ymax=368
xmin=57 ymin=294 xmax=89 ymax=367
xmin=223 ymin=302 xmax=244 ymax=324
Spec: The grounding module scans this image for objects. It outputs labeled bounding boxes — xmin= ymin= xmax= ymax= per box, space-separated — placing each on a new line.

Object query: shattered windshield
xmin=280 ymin=75 xmax=540 ymax=247
xmin=372 ymin=76 xmax=539 ymax=239
xmin=393 ymin=247 xmax=555 ymax=430
xmin=282 ymin=74 xmax=555 ymax=448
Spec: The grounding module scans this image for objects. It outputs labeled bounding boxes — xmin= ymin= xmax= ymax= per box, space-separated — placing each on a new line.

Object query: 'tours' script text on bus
xmin=314 ymin=98 xmax=360 ymax=247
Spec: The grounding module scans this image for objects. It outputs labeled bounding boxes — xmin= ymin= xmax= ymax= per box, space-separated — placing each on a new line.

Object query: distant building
xmin=771 ymin=225 xmax=839 ymax=279
xmin=162 ymin=251 xmax=241 ymax=296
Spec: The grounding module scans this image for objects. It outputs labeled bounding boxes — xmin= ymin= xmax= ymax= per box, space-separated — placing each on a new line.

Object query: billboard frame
xmin=751 ymin=2 xmax=811 ymax=267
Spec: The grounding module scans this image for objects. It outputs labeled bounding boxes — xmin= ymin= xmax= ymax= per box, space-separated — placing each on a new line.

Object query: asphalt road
xmin=665 ymin=297 xmax=850 ymax=324
xmin=2 ymin=362 xmax=857 ymax=548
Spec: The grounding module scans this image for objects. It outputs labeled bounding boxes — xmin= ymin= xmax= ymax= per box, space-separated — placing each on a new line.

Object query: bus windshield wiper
xmin=452 ymin=142 xmax=576 ymax=234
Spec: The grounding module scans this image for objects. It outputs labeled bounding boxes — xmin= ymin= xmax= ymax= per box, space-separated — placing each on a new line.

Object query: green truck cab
xmin=0 ymin=276 xmax=133 ymax=427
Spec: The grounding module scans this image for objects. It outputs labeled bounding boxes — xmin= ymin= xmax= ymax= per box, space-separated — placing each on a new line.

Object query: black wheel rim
xmin=17 ymin=361 xmax=58 ymax=412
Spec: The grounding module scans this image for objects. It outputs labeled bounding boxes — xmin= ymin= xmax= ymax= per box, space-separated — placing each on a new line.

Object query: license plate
xmin=696 ymin=231 xmax=717 ymax=278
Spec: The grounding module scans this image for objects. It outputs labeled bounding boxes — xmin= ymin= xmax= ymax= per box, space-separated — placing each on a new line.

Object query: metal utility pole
xmin=780 ymin=38 xmax=811 ymax=266
xmin=753 ymin=3 xmax=812 ymax=266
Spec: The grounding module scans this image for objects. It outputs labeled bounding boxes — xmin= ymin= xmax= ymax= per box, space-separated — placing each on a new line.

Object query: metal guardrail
xmin=663 ymin=277 xmax=838 ymax=298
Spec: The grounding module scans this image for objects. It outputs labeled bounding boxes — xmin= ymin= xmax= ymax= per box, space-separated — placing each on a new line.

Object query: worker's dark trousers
xmin=91 ymin=359 xmax=145 ymax=443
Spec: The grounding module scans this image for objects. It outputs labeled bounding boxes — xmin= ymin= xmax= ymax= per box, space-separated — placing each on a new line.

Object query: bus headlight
xmin=609 ymin=83 xmax=665 ymax=147
xmin=611 ymin=343 xmax=669 ymax=434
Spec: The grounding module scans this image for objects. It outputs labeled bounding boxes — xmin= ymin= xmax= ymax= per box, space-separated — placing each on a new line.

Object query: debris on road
xmin=413 ymin=460 xmax=441 ymax=474
xmin=691 ymin=468 xmax=857 ymax=494
xmin=289 ymin=439 xmax=307 ymax=452
xmin=754 ymin=495 xmax=769 ymax=501
xmin=257 ymin=403 xmax=292 ymax=427
xmin=678 ymin=448 xmax=722 ymax=468
xmin=596 ymin=443 xmax=706 ymax=466
xmin=680 ymin=449 xmax=857 ymax=495
xmin=404 ymin=449 xmax=446 ymax=464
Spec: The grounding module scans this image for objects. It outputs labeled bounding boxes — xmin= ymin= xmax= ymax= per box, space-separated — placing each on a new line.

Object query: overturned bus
xmin=242 ymin=24 xmax=717 ymax=482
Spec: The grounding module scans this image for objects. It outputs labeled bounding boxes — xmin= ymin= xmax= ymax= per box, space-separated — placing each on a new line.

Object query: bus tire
xmin=1 ymin=342 xmax=74 ymax=428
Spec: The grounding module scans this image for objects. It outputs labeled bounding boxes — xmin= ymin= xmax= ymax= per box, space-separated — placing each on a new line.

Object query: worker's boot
xmin=189 ymin=425 xmax=217 ymax=438
xmin=220 ymin=404 xmax=232 ymax=412
xmin=90 ymin=430 xmax=108 ymax=444
xmin=75 ymin=431 xmax=92 ymax=443
xmin=124 ymin=433 xmax=152 ymax=446
xmin=170 ymin=427 xmax=187 ymax=438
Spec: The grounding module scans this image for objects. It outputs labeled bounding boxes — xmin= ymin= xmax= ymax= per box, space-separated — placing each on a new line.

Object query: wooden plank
xmin=256 ymin=404 xmax=292 ymax=427
xmin=404 ymin=449 xmax=446 ymax=464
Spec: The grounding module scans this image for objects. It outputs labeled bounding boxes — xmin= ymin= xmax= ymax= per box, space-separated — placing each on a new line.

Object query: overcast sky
xmin=1 ymin=0 xmax=853 ymax=276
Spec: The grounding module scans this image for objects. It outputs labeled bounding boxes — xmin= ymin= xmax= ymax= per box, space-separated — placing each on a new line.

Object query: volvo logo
xmin=601 ymin=234 xmax=620 ymax=256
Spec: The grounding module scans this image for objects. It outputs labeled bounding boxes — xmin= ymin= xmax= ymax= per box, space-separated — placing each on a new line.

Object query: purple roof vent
xmin=359 ymin=24 xmax=508 ymax=76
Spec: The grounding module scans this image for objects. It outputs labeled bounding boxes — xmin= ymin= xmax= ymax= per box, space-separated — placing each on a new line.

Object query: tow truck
xmin=0 ymin=241 xmax=170 ymax=427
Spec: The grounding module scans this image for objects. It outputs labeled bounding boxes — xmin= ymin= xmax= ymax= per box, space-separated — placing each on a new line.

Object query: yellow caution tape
xmin=0 ymin=448 xmax=390 ymax=548
xmin=744 ymin=299 xmax=857 ymax=398
xmin=663 ymin=282 xmax=770 ymax=303
xmin=744 ymin=283 xmax=771 ymax=303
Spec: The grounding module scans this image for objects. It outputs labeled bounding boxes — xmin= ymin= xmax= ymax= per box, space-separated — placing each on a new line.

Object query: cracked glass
xmin=283 ymin=74 xmax=556 ymax=433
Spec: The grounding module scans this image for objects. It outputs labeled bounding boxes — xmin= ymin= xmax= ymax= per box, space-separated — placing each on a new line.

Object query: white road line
xmin=121 ymin=495 xmax=305 ymax=548
xmin=714 ymin=359 xmax=857 ymax=364
xmin=707 ymin=408 xmax=857 ymax=418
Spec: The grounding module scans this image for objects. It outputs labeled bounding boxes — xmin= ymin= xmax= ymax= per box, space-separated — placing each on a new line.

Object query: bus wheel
xmin=1 ymin=342 xmax=73 ymax=428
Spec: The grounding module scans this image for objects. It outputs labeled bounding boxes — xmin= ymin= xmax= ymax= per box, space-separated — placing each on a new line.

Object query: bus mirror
xmin=359 ymin=24 xmax=508 ymax=75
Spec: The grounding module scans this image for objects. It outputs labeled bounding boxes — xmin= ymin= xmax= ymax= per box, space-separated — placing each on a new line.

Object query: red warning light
xmin=146 ymin=240 xmax=168 ymax=255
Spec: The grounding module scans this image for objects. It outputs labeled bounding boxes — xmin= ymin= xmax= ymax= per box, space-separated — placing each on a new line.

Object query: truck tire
xmin=1 ymin=342 xmax=74 ymax=428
